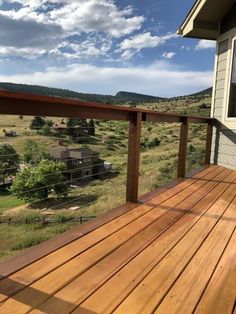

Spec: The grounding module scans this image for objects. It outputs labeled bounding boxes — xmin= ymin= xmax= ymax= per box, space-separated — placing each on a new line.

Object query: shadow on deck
xmin=0 ymin=165 xmax=235 ymax=314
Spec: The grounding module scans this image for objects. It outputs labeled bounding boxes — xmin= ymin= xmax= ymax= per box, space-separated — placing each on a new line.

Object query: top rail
xmin=0 ymin=90 xmax=213 ymax=124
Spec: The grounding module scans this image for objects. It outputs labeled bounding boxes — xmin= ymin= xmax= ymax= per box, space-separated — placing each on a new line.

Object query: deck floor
xmin=0 ymin=165 xmax=235 ymax=314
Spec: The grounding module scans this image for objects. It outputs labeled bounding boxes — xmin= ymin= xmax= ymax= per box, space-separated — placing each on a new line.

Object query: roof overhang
xmin=177 ymin=0 xmax=235 ymax=40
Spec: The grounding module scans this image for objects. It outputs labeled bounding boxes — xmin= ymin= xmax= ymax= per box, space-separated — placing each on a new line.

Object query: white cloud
xmin=0 ymin=0 xmax=145 ymax=60
xmin=120 ymin=32 xmax=177 ymax=50
xmin=196 ymin=40 xmax=216 ymax=50
xmin=1 ymin=0 xmax=144 ymax=38
xmin=53 ymin=38 xmax=112 ymax=59
xmin=120 ymin=50 xmax=136 ymax=60
xmin=162 ymin=52 xmax=176 ymax=59
xmin=0 ymin=13 xmax=63 ymax=49
xmin=0 ymin=46 xmax=46 ymax=58
xmin=0 ymin=62 xmax=213 ymax=97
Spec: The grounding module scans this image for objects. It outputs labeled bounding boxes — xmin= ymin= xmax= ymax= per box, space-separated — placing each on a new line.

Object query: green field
xmin=0 ymin=192 xmax=25 ymax=212
xmin=0 ymin=95 xmax=211 ymax=261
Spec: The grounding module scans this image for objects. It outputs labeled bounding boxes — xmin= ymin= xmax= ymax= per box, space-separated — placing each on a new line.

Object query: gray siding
xmin=212 ymin=40 xmax=228 ymax=120
xmin=211 ymin=128 xmax=236 ymax=170
xmin=211 ymin=39 xmax=236 ymax=170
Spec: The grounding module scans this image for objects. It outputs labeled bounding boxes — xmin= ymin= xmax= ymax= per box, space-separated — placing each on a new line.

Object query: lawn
xmin=0 ymin=191 xmax=26 ymax=213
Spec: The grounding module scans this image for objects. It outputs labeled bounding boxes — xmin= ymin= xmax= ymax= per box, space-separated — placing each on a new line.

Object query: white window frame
xmin=219 ymin=28 xmax=236 ymax=128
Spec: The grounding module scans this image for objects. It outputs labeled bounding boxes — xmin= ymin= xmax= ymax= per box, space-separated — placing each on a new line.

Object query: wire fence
xmin=14 ymin=169 xmax=115 ymax=195
xmin=0 ymin=116 xmax=127 ymax=226
xmin=0 ymin=215 xmax=97 ymax=225
xmin=0 ymin=162 xmax=107 ymax=175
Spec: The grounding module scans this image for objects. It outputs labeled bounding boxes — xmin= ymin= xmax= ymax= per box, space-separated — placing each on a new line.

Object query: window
xmin=228 ymin=40 xmax=236 ymax=117
xmin=83 ymin=158 xmax=91 ymax=162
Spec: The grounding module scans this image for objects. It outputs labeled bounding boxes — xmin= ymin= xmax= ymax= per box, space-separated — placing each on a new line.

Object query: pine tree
xmin=88 ymin=119 xmax=95 ymax=136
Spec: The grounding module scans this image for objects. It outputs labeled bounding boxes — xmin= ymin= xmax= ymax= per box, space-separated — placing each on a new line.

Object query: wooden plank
xmin=126 ymin=112 xmax=142 ymax=203
xmin=113 ymin=176 xmax=236 ymax=314
xmin=145 ymin=113 xmax=211 ymax=124
xmin=0 ymin=166 xmax=217 ymax=295
xmin=140 ymin=166 xmax=213 ymax=203
xmin=233 ymin=303 xmax=236 ymax=314
xmin=71 ymin=171 xmax=235 ymax=314
xmin=205 ymin=121 xmax=213 ymax=165
xmin=30 ymin=174 xmax=227 ymax=314
xmin=0 ymin=168 xmax=223 ymax=311
xmin=1 ymin=169 xmax=227 ymax=310
xmin=195 ymin=229 xmax=236 ymax=314
xmin=154 ymin=194 xmax=236 ymax=314
xmin=177 ymin=118 xmax=189 ymax=178
xmin=0 ymin=167 xmax=218 ymax=304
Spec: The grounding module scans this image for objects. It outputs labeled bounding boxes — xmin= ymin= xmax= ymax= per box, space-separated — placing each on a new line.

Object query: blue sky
xmin=0 ymin=0 xmax=216 ymax=96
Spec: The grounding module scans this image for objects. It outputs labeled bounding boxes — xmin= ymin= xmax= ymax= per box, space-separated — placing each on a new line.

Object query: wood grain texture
xmin=126 ymin=112 xmax=142 ymax=202
xmin=0 ymin=90 xmax=213 ymax=124
xmin=0 ymin=166 xmax=235 ymax=314
xmin=177 ymin=118 xmax=189 ymax=178
xmin=195 ymin=229 xmax=236 ymax=314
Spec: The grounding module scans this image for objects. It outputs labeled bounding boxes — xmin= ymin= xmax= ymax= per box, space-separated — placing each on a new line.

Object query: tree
xmin=11 ymin=160 xmax=69 ymax=202
xmin=88 ymin=119 xmax=95 ymax=136
xmin=30 ymin=116 xmax=45 ymax=130
xmin=66 ymin=118 xmax=88 ymax=137
xmin=45 ymin=120 xmax=54 ymax=127
xmin=23 ymin=139 xmax=50 ymax=165
xmin=0 ymin=144 xmax=20 ymax=183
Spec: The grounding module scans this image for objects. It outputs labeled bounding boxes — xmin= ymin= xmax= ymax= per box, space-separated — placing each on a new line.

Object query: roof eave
xmin=177 ymin=0 xmax=218 ymax=40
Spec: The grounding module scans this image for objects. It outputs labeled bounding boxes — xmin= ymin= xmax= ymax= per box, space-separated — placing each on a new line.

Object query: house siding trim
xmin=214 ymin=28 xmax=236 ymax=129
xmin=211 ymin=28 xmax=236 ymax=170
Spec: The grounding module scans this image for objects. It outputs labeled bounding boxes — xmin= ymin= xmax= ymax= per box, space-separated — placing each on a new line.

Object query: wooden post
xmin=177 ymin=117 xmax=189 ymax=178
xmin=126 ymin=112 xmax=142 ymax=203
xmin=205 ymin=120 xmax=213 ymax=165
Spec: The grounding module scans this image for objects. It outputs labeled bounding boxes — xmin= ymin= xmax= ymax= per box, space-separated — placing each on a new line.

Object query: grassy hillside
xmin=0 ymin=82 xmax=211 ymax=104
xmin=0 ymin=87 xmax=211 ymax=261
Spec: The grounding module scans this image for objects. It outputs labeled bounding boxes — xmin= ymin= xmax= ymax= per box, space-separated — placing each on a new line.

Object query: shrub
xmin=54 ymin=212 xmax=75 ymax=223
xmin=23 ymin=212 xmax=44 ymax=224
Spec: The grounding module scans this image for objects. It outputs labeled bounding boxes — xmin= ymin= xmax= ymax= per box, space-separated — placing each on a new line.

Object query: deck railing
xmin=0 ymin=90 xmax=215 ymax=203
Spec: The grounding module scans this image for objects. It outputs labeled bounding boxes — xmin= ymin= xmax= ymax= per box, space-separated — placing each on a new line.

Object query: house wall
xmin=211 ymin=19 xmax=236 ymax=169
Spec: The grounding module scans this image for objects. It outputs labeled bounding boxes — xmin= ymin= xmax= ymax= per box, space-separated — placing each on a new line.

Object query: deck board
xmin=0 ymin=165 xmax=235 ymax=314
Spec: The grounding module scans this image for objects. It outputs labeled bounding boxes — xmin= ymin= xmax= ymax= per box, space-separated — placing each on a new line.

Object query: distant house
xmin=49 ymin=146 xmax=106 ymax=181
xmin=178 ymin=0 xmax=236 ymax=170
xmin=4 ymin=130 xmax=16 ymax=137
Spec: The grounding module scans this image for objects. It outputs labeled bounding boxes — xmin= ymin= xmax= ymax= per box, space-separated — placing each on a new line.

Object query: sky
xmin=0 ymin=0 xmax=216 ymax=97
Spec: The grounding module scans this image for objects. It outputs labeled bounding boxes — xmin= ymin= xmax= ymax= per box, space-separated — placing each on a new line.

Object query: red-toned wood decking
xmin=0 ymin=165 xmax=235 ymax=314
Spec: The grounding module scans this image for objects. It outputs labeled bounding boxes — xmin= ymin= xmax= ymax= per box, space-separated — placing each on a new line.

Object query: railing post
xmin=205 ymin=120 xmax=213 ymax=165
xmin=177 ymin=117 xmax=189 ymax=178
xmin=126 ymin=112 xmax=142 ymax=203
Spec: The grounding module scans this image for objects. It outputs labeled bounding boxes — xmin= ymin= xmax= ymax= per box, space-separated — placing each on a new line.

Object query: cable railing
xmin=0 ymin=89 xmax=215 ymax=204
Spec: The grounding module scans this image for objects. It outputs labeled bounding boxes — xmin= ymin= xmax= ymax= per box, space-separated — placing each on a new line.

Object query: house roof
xmin=177 ymin=0 xmax=235 ymax=40
xmin=50 ymin=146 xmax=95 ymax=159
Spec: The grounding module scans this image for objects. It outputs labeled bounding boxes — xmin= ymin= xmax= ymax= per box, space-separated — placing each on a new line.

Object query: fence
xmin=0 ymin=89 xmax=215 ymax=204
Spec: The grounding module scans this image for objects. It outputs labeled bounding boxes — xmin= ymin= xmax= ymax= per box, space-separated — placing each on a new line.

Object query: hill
xmin=0 ymin=82 xmax=116 ymax=103
xmin=188 ymin=87 xmax=212 ymax=97
xmin=115 ymin=91 xmax=165 ymax=102
xmin=0 ymin=82 xmax=212 ymax=104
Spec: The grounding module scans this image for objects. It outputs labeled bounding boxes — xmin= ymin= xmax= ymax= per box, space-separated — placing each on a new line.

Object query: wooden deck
xmin=0 ymin=165 xmax=235 ymax=314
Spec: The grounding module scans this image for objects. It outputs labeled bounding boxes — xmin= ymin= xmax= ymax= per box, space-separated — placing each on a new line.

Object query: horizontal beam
xmin=145 ymin=112 xmax=212 ymax=124
xmin=0 ymin=97 xmax=132 ymax=121
xmin=0 ymin=90 xmax=213 ymax=124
